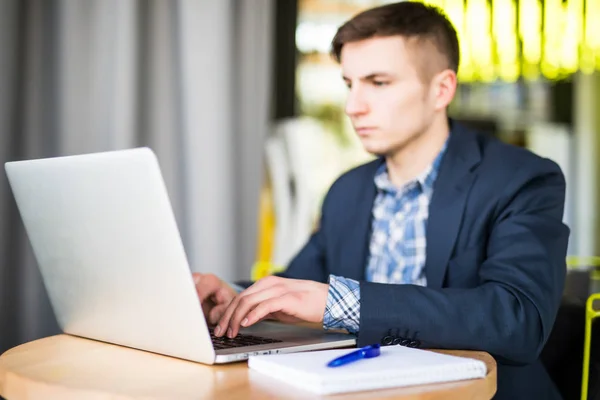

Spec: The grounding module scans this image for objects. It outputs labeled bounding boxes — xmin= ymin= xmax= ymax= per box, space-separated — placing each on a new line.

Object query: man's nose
xmin=345 ymin=87 xmax=368 ymax=116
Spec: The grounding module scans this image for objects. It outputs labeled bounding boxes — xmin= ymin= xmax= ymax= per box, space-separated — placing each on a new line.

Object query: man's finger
xmin=195 ymin=274 xmax=222 ymax=303
xmin=243 ymin=295 xmax=295 ymax=328
xmin=214 ymin=292 xmax=243 ymax=337
xmin=238 ymin=275 xmax=282 ymax=297
xmin=214 ymin=276 xmax=303 ymax=337
xmin=201 ymin=298 xmax=214 ymax=319
xmin=208 ymin=304 xmax=228 ymax=325
xmin=226 ymin=285 xmax=287 ymax=337
xmin=213 ymin=277 xmax=279 ymax=337
xmin=213 ymin=286 xmax=234 ymax=305
xmin=215 ymin=280 xmax=285 ymax=338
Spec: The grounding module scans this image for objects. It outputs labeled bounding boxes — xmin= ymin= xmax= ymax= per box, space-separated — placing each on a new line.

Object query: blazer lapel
xmin=425 ymin=124 xmax=482 ymax=288
xmin=338 ymin=159 xmax=382 ymax=281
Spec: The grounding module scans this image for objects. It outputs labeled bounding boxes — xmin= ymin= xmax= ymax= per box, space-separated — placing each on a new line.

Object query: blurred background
xmin=0 ymin=0 xmax=599 ymax=359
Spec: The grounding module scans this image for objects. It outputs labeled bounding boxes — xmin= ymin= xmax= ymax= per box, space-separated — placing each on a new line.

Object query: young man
xmin=195 ymin=2 xmax=569 ymax=399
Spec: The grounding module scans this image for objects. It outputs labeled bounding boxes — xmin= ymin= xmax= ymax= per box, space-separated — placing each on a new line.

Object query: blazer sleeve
xmin=357 ymin=159 xmax=569 ymax=365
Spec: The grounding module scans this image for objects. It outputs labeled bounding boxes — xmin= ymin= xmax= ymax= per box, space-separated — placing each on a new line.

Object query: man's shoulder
xmin=471 ymin=129 xmax=563 ymax=178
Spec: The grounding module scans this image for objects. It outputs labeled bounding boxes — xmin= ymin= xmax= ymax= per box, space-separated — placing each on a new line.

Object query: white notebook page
xmin=248 ymin=345 xmax=487 ymax=395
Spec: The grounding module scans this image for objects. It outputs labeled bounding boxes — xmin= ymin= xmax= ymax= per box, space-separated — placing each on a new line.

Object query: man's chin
xmin=360 ymin=143 xmax=388 ymax=157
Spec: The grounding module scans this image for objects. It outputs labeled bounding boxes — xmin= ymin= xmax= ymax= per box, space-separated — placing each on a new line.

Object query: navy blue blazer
xmin=280 ymin=122 xmax=569 ymax=399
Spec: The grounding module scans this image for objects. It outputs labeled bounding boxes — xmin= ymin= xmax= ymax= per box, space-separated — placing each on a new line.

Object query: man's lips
xmin=355 ymin=127 xmax=376 ymax=136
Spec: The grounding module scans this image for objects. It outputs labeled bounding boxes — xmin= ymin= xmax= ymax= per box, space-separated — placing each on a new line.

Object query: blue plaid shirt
xmin=323 ymin=144 xmax=447 ymax=333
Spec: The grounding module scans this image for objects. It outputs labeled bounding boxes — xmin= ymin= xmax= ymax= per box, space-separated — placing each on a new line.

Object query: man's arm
xmin=356 ymin=161 xmax=569 ymax=365
xmin=217 ymin=158 xmax=567 ymax=365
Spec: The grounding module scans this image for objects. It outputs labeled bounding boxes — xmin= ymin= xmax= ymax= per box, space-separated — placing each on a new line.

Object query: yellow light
xmin=444 ymin=0 xmax=471 ymax=81
xmin=492 ymin=0 xmax=519 ymax=81
xmin=465 ymin=0 xmax=494 ymax=81
xmin=586 ymin=0 xmax=600 ymax=49
xmin=542 ymin=0 xmax=563 ymax=79
xmin=436 ymin=0 xmax=600 ymax=81
xmin=427 ymin=0 xmax=445 ymax=7
xmin=561 ymin=0 xmax=584 ymax=74
xmin=519 ymin=0 xmax=542 ymax=79
xmin=584 ymin=0 xmax=600 ymax=72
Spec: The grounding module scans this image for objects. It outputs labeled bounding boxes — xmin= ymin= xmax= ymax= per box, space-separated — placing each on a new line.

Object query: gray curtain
xmin=0 ymin=0 xmax=273 ymax=354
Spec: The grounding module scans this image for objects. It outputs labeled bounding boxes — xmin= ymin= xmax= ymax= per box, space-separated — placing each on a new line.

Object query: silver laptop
xmin=5 ymin=147 xmax=356 ymax=364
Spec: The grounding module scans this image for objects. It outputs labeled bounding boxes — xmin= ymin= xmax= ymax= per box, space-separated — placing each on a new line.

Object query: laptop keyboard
xmin=210 ymin=330 xmax=283 ymax=350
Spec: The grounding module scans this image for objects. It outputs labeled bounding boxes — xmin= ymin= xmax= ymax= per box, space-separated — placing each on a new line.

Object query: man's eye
xmin=345 ymin=82 xmax=352 ymax=89
xmin=373 ymin=81 xmax=389 ymax=87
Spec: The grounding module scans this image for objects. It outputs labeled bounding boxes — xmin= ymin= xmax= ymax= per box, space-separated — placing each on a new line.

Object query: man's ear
xmin=431 ymin=69 xmax=457 ymax=111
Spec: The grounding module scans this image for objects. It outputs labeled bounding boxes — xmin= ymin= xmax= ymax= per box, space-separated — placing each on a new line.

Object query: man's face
xmin=340 ymin=36 xmax=441 ymax=157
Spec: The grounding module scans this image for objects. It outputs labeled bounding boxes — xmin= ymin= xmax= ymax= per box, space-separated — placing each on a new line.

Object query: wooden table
xmin=0 ymin=334 xmax=496 ymax=399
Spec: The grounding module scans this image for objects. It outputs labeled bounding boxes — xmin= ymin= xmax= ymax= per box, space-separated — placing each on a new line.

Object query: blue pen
xmin=326 ymin=344 xmax=381 ymax=367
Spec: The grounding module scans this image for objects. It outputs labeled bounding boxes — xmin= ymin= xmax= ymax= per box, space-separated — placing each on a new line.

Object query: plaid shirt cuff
xmin=323 ymin=275 xmax=360 ymax=334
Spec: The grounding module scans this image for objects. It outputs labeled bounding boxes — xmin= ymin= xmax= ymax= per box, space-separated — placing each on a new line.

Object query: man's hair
xmin=331 ymin=1 xmax=459 ymax=75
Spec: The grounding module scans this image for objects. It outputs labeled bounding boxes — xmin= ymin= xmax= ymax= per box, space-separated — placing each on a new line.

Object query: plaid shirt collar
xmin=374 ymin=140 xmax=448 ymax=199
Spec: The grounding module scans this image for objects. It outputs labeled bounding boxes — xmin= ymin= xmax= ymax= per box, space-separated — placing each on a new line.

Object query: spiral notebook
xmin=248 ymin=345 xmax=487 ymax=395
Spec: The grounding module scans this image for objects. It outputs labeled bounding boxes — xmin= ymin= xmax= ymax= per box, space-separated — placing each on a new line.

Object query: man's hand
xmin=214 ymin=276 xmax=329 ymax=338
xmin=193 ymin=273 xmax=237 ymax=325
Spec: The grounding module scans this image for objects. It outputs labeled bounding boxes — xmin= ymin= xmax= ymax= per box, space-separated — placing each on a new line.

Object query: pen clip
xmin=326 ymin=344 xmax=381 ymax=368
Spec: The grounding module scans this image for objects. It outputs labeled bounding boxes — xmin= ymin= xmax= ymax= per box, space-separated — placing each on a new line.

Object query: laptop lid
xmin=5 ymin=148 xmax=217 ymax=363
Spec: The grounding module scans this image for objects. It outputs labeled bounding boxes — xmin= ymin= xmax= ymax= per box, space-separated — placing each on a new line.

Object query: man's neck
xmin=385 ymin=117 xmax=450 ymax=188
